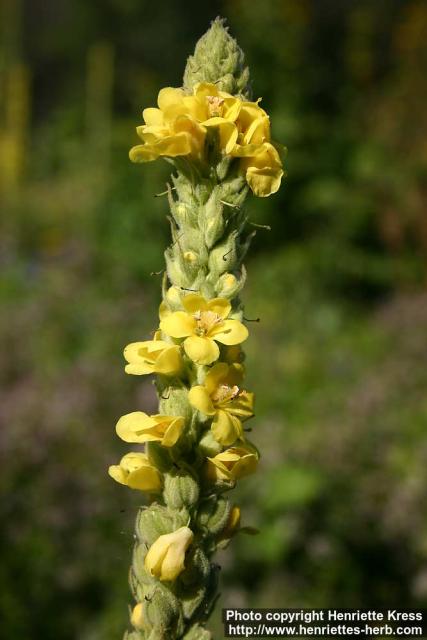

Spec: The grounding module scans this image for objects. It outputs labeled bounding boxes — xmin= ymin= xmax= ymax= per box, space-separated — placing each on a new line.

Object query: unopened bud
xmin=163 ymin=468 xmax=200 ymax=510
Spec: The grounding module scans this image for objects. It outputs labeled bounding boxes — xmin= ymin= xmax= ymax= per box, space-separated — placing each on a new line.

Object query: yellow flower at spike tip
xmin=159 ymin=293 xmax=248 ymax=366
xmin=144 ymin=526 xmax=194 ymax=582
xmin=129 ymin=82 xmax=241 ymax=164
xmin=116 ymin=412 xmax=185 ymax=447
xmin=188 ymin=362 xmax=254 ymax=446
xmin=124 ymin=331 xmax=182 ymax=376
xmin=108 ymin=452 xmax=162 ymax=492
xmin=130 ymin=86 xmax=206 ymax=163
xmin=206 ymin=442 xmax=259 ymax=483
xmin=130 ymin=603 xmax=145 ymax=630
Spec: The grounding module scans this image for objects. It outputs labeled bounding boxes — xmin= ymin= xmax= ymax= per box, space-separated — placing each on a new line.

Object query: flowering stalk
xmin=110 ymin=18 xmax=285 ymax=640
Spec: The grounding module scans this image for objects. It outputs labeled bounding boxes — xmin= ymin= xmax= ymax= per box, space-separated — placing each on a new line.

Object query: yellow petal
xmin=232 ymin=453 xmax=259 ymax=479
xmin=204 ymin=362 xmax=229 ymax=394
xmin=181 ymin=95 xmax=208 ymax=121
xmin=206 ymin=297 xmax=231 ymax=320
xmin=155 ymin=345 xmax=182 ymax=376
xmin=227 ymin=391 xmax=254 ymax=420
xmin=203 ymin=117 xmax=238 ymax=154
xmin=128 ymin=465 xmax=162 ymax=491
xmin=246 ymin=165 xmax=284 ymax=197
xmin=222 ymin=97 xmax=241 ymax=122
xmin=243 ymin=116 xmax=270 ymax=145
xmin=143 ymin=107 xmax=164 ymax=126
xmin=159 ymin=301 xmax=171 ymax=320
xmin=181 ymin=293 xmax=208 ymax=314
xmin=145 ymin=526 xmax=193 ymax=582
xmin=129 ymin=143 xmax=159 ymax=163
xmin=160 ymin=311 xmax=195 ymax=338
xmin=194 ymin=82 xmax=220 ymax=99
xmin=108 ymin=464 xmax=127 ymax=485
xmin=124 ymin=362 xmax=154 ymax=375
xmin=183 ymin=335 xmax=220 ymax=365
xmin=188 ymin=385 xmax=216 ymax=415
xmin=211 ymin=410 xmax=243 ymax=446
xmin=116 ymin=411 xmax=155 ymax=443
xmin=210 ymin=319 xmax=248 ymax=345
xmin=161 ymin=416 xmax=185 ymax=447
xmin=157 ymin=87 xmax=185 ymax=111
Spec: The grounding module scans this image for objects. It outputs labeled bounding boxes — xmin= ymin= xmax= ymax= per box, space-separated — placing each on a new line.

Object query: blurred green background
xmin=1 ymin=0 xmax=427 ymax=638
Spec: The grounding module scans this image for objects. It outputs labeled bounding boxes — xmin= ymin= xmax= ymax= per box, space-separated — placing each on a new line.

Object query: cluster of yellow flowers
xmin=129 ymin=82 xmax=284 ymax=197
xmin=109 ymin=293 xmax=258 ymax=584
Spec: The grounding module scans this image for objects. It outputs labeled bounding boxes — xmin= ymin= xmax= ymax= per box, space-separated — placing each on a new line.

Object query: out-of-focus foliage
xmin=1 ymin=1 xmax=426 ymax=638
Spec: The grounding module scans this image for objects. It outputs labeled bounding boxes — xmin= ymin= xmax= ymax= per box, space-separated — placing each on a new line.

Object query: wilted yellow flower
xmin=188 ymin=362 xmax=253 ymax=445
xmin=130 ymin=603 xmax=145 ymax=630
xmin=206 ymin=442 xmax=259 ymax=482
xmin=116 ymin=412 xmax=185 ymax=447
xmin=144 ymin=526 xmax=194 ymax=581
xmin=159 ymin=293 xmax=248 ymax=365
xmin=108 ymin=452 xmax=162 ymax=492
xmin=124 ymin=331 xmax=182 ymax=376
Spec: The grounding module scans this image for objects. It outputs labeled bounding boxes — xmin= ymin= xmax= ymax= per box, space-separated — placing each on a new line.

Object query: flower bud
xmin=143 ymin=585 xmax=184 ymax=638
xmin=130 ymin=602 xmax=145 ymax=630
xmin=216 ymin=268 xmax=246 ymax=299
xmin=145 ymin=526 xmax=194 ymax=582
xmin=208 ymin=230 xmax=238 ymax=280
xmin=198 ymin=430 xmax=223 ymax=457
xmin=163 ymin=468 xmax=200 ymax=510
xmin=196 ymin=496 xmax=231 ymax=536
xmin=136 ymin=505 xmax=176 ymax=546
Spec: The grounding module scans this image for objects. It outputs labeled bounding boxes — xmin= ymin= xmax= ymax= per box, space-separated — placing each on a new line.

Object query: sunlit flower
xmin=124 ymin=331 xmax=182 ymax=376
xmin=159 ymin=294 xmax=248 ymax=365
xmin=237 ymin=142 xmax=284 ymax=197
xmin=116 ymin=412 xmax=185 ymax=447
xmin=129 ymin=82 xmax=284 ymax=197
xmin=108 ymin=452 xmax=162 ymax=492
xmin=144 ymin=526 xmax=194 ymax=582
xmin=188 ymin=362 xmax=254 ymax=445
xmin=229 ymin=100 xmax=284 ymax=197
xmin=129 ymin=86 xmax=206 ymax=163
xmin=206 ymin=442 xmax=259 ymax=482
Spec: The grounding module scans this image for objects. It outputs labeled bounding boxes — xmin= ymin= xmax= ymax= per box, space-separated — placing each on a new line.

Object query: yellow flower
xmin=108 ymin=452 xmax=162 ymax=492
xmin=188 ymin=362 xmax=254 ymax=445
xmin=130 ymin=603 xmax=145 ymax=630
xmin=229 ymin=100 xmax=284 ymax=197
xmin=124 ymin=331 xmax=182 ymax=376
xmin=240 ymin=142 xmax=284 ymax=197
xmin=129 ymin=82 xmax=241 ymax=164
xmin=129 ymin=83 xmax=284 ymax=197
xmin=144 ymin=526 xmax=194 ymax=582
xmin=206 ymin=442 xmax=259 ymax=482
xmin=159 ymin=294 xmax=248 ymax=365
xmin=116 ymin=412 xmax=185 ymax=447
xmin=130 ymin=86 xmax=206 ymax=163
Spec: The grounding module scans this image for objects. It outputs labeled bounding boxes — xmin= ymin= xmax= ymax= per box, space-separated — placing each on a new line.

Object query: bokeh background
xmin=1 ymin=0 xmax=427 ymax=638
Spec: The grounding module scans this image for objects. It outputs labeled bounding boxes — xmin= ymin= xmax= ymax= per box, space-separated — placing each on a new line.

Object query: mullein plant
xmin=109 ymin=17 xmax=285 ymax=640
